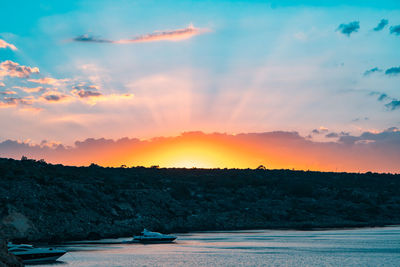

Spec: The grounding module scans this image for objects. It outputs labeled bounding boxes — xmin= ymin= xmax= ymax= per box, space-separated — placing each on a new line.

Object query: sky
xmin=0 ymin=1 xmax=400 ymax=172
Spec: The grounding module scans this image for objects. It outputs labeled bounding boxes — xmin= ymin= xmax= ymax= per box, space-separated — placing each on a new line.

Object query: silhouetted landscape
xmin=1 ymin=157 xmax=399 ymax=243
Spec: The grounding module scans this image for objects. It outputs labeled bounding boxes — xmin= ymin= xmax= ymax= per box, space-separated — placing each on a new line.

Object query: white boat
xmin=132 ymin=229 xmax=177 ymax=243
xmin=8 ymin=243 xmax=67 ymax=264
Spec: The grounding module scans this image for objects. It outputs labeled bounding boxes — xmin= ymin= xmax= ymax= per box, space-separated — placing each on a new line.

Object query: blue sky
xmin=1 ymin=0 xmax=400 ymax=144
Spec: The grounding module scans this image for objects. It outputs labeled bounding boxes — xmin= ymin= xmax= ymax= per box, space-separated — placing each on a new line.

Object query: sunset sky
xmin=1 ymin=1 xmax=400 ymax=172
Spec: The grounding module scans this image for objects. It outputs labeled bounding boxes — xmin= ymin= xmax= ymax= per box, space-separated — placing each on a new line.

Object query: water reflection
xmin=34 ymin=227 xmax=400 ymax=266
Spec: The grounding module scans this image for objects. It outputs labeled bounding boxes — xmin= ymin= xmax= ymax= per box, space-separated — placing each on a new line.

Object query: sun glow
xmin=121 ymin=132 xmax=261 ymax=169
xmin=154 ymin=142 xmax=231 ymax=168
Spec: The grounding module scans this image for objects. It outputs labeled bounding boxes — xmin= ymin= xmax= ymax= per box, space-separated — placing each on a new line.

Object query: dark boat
xmin=8 ymin=243 xmax=67 ymax=264
xmin=132 ymin=229 xmax=177 ymax=243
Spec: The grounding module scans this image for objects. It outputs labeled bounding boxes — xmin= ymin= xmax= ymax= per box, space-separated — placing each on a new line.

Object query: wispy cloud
xmin=73 ymin=34 xmax=112 ymax=43
xmin=352 ymin=117 xmax=369 ymax=122
xmin=78 ymin=92 xmax=133 ymax=105
xmin=118 ymin=24 xmax=209 ymax=43
xmin=0 ymin=82 xmax=4 ymax=87
xmin=369 ymin=91 xmax=389 ymax=102
xmin=70 ymin=84 xmax=133 ymax=104
xmin=373 ymin=19 xmax=388 ymax=31
xmin=0 ymin=60 xmax=39 ymax=78
xmin=0 ymin=39 xmax=17 ymax=50
xmin=13 ymin=86 xmax=46 ymax=93
xmin=369 ymin=91 xmax=400 ymax=111
xmin=73 ymin=24 xmax=209 ymax=44
xmin=378 ymin=93 xmax=388 ymax=101
xmin=0 ymin=90 xmax=17 ymax=95
xmin=28 ymin=77 xmax=69 ymax=85
xmin=385 ymin=67 xmax=400 ymax=76
xmin=336 ymin=21 xmax=360 ymax=36
xmin=363 ymin=67 xmax=382 ymax=76
xmin=390 ymin=25 xmax=400 ymax=35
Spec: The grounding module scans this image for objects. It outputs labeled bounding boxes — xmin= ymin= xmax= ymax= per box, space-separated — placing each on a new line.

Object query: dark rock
xmin=0 ymin=239 xmax=23 ymax=267
xmin=86 ymin=232 xmax=102 ymax=240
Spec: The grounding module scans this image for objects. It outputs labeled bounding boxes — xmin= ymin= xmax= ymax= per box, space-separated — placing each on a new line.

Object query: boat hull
xmin=13 ymin=252 xmax=66 ymax=263
xmin=134 ymin=237 xmax=177 ymax=243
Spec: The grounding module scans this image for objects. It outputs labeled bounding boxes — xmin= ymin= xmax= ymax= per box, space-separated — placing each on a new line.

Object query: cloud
xmin=326 ymin=132 xmax=339 ymax=138
xmin=0 ymin=96 xmax=33 ymax=108
xmin=385 ymin=67 xmax=400 ymax=76
xmin=385 ymin=100 xmax=400 ymax=111
xmin=369 ymin=91 xmax=400 ymax=111
xmin=336 ymin=21 xmax=360 ymax=36
xmin=13 ymin=86 xmax=46 ymax=93
xmin=73 ymin=34 xmax=112 ymax=43
xmin=0 ymin=60 xmax=39 ymax=78
xmin=0 ymin=82 xmax=4 ymax=87
xmin=0 ymin=90 xmax=17 ymax=95
xmin=390 ymin=25 xmax=400 ymax=35
xmin=73 ymin=24 xmax=209 ymax=44
xmin=339 ymin=127 xmax=400 ymax=145
xmin=311 ymin=126 xmax=328 ymax=135
xmin=69 ymin=84 xmax=133 ymax=104
xmin=363 ymin=67 xmax=382 ymax=76
xmin=369 ymin=91 xmax=389 ymax=102
xmin=73 ymin=84 xmax=100 ymax=90
xmin=325 ymin=132 xmax=349 ymax=138
xmin=71 ymin=89 xmax=102 ymax=98
xmin=28 ymin=77 xmax=69 ymax=85
xmin=373 ymin=19 xmax=388 ymax=31
xmin=378 ymin=93 xmax=388 ymax=101
xmin=40 ymin=91 xmax=71 ymax=103
xmin=71 ymin=84 xmax=101 ymax=97
xmin=118 ymin=24 xmax=209 ymax=43
xmin=0 ymin=39 xmax=17 ymax=50
xmin=352 ymin=117 xmax=369 ymax=122
xmin=83 ymin=93 xmax=134 ymax=105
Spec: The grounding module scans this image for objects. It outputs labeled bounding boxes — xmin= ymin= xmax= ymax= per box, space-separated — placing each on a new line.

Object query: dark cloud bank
xmin=1 ymin=130 xmax=399 ymax=173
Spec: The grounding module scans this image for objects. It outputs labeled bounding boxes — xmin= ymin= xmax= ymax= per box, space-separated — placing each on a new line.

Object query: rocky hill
xmin=0 ymin=157 xmax=399 ymax=243
xmin=0 ymin=239 xmax=23 ymax=267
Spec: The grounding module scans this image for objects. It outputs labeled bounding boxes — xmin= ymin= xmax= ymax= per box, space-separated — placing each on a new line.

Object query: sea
xmin=34 ymin=226 xmax=400 ymax=267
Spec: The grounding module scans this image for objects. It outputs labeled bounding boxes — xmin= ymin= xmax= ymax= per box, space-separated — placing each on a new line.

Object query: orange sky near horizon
xmin=12 ymin=131 xmax=394 ymax=174
xmin=89 ymin=133 xmax=263 ymax=169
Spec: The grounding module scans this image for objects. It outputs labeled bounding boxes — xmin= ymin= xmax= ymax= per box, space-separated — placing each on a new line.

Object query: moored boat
xmin=132 ymin=229 xmax=177 ymax=243
xmin=8 ymin=243 xmax=67 ymax=264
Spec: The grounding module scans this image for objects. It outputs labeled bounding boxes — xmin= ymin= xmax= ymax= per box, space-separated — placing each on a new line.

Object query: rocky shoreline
xmin=1 ymin=158 xmax=400 ymax=243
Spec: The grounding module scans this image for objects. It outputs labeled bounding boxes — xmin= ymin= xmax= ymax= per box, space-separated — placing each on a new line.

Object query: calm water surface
xmin=36 ymin=227 xmax=400 ymax=266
